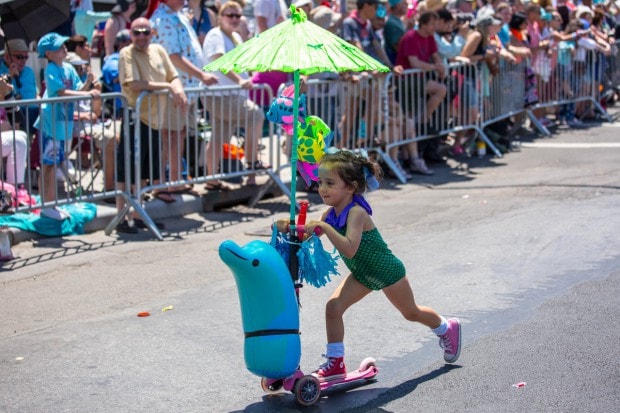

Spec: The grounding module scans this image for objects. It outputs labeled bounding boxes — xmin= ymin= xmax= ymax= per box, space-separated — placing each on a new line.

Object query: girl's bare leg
xmin=325 ymin=274 xmax=372 ymax=343
xmin=382 ymin=276 xmax=442 ymax=329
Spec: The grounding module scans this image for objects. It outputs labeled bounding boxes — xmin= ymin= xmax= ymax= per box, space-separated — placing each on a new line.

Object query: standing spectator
xmin=104 ymin=0 xmax=137 ymax=59
xmin=250 ymin=0 xmax=289 ymax=107
xmin=434 ymin=8 xmax=468 ymax=67
xmin=0 ymin=38 xmax=39 ymax=133
xmin=150 ymin=0 xmax=218 ymax=197
xmin=396 ymin=11 xmax=447 ymax=133
xmin=384 ymin=0 xmax=408 ymax=65
xmin=203 ymin=1 xmax=267 ymax=188
xmin=186 ymin=0 xmax=218 ymax=45
xmin=230 ymin=0 xmax=252 ymax=40
xmin=35 ymin=32 xmax=101 ymax=220
xmin=116 ymin=17 xmax=187 ymax=232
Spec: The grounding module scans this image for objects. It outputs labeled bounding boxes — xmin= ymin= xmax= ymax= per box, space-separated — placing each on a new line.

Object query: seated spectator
xmin=396 ymin=11 xmax=447 ymax=140
xmin=0 ymin=78 xmax=29 ymax=201
xmin=101 ymin=29 xmax=131 ymax=117
xmin=66 ymin=35 xmax=93 ymax=73
xmin=0 ymin=38 xmax=39 ymax=133
xmin=203 ymin=1 xmax=267 ymax=188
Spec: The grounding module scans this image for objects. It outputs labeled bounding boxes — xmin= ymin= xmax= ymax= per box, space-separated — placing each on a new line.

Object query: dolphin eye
xmin=252 ymin=259 xmax=259 ymax=267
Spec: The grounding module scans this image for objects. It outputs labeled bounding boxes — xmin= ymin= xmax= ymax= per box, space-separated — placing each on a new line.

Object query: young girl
xmin=299 ymin=150 xmax=461 ymax=381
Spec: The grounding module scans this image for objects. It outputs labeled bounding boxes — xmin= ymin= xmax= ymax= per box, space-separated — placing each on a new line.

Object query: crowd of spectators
xmin=0 ymin=0 xmax=617 ymax=228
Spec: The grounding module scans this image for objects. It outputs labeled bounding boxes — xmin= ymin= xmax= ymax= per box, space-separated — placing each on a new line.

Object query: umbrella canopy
xmin=203 ymin=8 xmax=388 ymax=76
xmin=204 ymin=6 xmax=389 ymax=224
xmin=0 ymin=0 xmax=70 ymax=44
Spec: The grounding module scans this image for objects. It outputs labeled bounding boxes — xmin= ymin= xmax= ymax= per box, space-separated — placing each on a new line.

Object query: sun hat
xmin=426 ymin=0 xmax=449 ymax=10
xmin=65 ymin=52 xmax=88 ymax=66
xmin=37 ymin=32 xmax=69 ymax=58
xmin=6 ymin=39 xmax=29 ymax=53
xmin=310 ymin=5 xmax=342 ymax=30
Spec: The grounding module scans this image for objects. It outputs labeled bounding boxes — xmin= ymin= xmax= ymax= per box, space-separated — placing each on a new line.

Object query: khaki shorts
xmin=204 ymin=94 xmax=264 ymax=140
xmin=80 ymin=120 xmax=121 ymax=150
xmin=160 ymin=99 xmax=196 ymax=132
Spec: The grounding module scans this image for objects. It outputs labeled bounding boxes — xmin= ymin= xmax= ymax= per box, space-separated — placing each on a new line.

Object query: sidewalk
xmin=6 ymin=176 xmax=284 ymax=247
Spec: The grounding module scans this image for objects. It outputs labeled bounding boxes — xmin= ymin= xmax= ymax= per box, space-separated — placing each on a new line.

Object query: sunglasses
xmin=132 ymin=28 xmax=151 ymax=36
xmin=223 ymin=13 xmax=242 ymax=19
xmin=11 ymin=55 xmax=29 ymax=61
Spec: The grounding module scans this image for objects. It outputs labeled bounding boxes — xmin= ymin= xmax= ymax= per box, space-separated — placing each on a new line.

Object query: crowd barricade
xmin=483 ymin=58 xmax=528 ymax=131
xmin=104 ymin=84 xmax=279 ymax=240
xmin=372 ymin=63 xmax=502 ymax=182
xmin=601 ymin=40 xmax=620 ymax=101
xmin=2 ymin=48 xmax=619 ymax=240
xmin=0 ymin=93 xmax=128 ymax=215
xmin=528 ymin=48 xmax=613 ymax=126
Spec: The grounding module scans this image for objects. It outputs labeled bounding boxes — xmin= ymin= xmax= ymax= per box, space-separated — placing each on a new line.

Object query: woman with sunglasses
xmin=202 ymin=1 xmax=267 ymax=189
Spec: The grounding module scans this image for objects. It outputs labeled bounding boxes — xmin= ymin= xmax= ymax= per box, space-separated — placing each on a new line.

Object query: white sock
xmin=326 ymin=342 xmax=344 ymax=358
xmin=432 ymin=316 xmax=449 ymax=336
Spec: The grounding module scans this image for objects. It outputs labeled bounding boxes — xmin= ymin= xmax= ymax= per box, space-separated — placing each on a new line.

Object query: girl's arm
xmin=306 ymin=206 xmax=367 ymax=259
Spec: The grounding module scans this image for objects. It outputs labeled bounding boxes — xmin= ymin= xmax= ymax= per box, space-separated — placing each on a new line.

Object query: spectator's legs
xmin=1 ymin=130 xmax=28 ymax=186
xmin=423 ymin=80 xmax=447 ymax=124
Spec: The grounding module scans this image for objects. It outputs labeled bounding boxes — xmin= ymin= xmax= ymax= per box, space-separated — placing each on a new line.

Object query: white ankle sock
xmin=432 ymin=316 xmax=449 ymax=336
xmin=326 ymin=342 xmax=344 ymax=358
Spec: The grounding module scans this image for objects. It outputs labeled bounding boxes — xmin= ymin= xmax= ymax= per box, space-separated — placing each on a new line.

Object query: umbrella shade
xmin=0 ymin=0 xmax=70 ymax=44
xmin=203 ymin=8 xmax=389 ymax=75
xmin=204 ymin=6 xmax=388 ymax=226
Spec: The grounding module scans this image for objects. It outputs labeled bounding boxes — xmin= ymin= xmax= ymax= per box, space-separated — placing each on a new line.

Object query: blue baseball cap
xmin=37 ymin=32 xmax=69 ymax=58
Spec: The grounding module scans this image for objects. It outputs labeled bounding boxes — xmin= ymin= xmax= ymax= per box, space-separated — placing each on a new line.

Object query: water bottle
xmin=476 ymin=139 xmax=486 ymax=158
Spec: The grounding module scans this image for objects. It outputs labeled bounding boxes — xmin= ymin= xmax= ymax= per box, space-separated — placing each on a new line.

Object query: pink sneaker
xmin=439 ymin=318 xmax=461 ymax=363
xmin=313 ymin=356 xmax=346 ymax=381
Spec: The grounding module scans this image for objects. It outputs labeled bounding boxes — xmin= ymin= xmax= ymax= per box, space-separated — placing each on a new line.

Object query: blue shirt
xmin=34 ymin=61 xmax=83 ymax=140
xmin=0 ymin=60 xmax=38 ymax=104
xmin=498 ymin=24 xmax=510 ymax=48
xmin=101 ymin=51 xmax=123 ymax=110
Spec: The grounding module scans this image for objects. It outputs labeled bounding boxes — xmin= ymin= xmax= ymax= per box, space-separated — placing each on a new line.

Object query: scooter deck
xmin=318 ymin=363 xmax=378 ymax=390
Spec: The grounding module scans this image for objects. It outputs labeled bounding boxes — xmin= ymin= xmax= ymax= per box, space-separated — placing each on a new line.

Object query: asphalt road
xmin=1 ymin=116 xmax=619 ymax=412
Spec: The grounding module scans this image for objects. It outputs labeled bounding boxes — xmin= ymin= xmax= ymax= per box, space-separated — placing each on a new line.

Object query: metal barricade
xmin=528 ymin=48 xmax=612 ymax=125
xmin=375 ymin=63 xmax=502 ymax=183
xmin=105 ymin=84 xmax=279 ymax=239
xmin=0 ymin=93 xmax=128 ymax=215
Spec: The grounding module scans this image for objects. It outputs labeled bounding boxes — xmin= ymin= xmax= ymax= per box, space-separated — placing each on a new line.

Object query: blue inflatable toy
xmin=219 ymin=239 xmax=301 ymax=379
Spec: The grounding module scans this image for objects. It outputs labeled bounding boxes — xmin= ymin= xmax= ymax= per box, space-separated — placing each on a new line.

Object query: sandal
xmin=154 ymin=191 xmax=176 ymax=203
xmin=205 ymin=181 xmax=233 ymax=191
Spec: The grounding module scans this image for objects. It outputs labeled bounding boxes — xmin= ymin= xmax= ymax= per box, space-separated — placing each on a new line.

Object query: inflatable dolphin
xmin=219 ymin=239 xmax=301 ymax=379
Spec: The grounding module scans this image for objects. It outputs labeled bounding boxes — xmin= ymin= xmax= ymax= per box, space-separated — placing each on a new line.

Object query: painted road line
xmin=521 ymin=142 xmax=620 ymax=149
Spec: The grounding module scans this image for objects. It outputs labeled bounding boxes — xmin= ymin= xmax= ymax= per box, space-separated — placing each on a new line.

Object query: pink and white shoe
xmin=439 ymin=318 xmax=462 ymax=363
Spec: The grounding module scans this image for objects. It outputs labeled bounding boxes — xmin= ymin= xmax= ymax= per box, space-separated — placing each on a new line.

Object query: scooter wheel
xmin=260 ymin=378 xmax=283 ymax=393
xmin=294 ymin=375 xmax=321 ymax=406
xmin=359 ymin=357 xmax=378 ymax=379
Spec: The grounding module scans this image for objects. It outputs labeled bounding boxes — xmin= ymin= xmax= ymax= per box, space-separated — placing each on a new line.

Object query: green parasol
xmin=204 ymin=5 xmax=389 ymax=225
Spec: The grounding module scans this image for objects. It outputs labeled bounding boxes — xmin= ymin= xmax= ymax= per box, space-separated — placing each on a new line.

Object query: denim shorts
xmin=41 ymin=135 xmax=65 ymax=166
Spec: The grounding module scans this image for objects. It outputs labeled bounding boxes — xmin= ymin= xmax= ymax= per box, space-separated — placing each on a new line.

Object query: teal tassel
xmin=297 ymin=236 xmax=340 ymax=288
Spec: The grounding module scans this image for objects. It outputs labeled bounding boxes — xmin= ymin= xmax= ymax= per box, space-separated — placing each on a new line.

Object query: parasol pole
xmin=288 ymin=69 xmax=301 ymax=281
xmin=289 ymin=69 xmax=300 ymax=225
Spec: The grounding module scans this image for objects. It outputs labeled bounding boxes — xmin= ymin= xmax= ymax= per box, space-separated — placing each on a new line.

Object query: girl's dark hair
xmin=319 ymin=151 xmax=382 ymax=194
